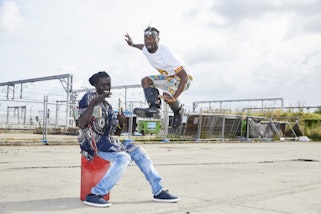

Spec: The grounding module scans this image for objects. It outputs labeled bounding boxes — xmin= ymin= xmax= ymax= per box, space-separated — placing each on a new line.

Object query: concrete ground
xmin=0 ymin=136 xmax=321 ymax=214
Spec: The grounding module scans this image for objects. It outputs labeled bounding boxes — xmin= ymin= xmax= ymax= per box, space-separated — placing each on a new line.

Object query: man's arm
xmin=77 ymin=93 xmax=110 ymax=129
xmin=159 ymin=69 xmax=188 ymax=103
xmin=125 ymin=33 xmax=144 ymax=50
xmin=174 ymin=69 xmax=188 ymax=100
xmin=77 ymin=102 xmax=96 ymax=129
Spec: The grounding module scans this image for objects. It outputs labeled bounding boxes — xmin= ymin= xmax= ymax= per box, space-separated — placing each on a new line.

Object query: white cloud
xmin=0 ymin=0 xmax=24 ymax=33
xmin=0 ymin=0 xmax=320 ymax=111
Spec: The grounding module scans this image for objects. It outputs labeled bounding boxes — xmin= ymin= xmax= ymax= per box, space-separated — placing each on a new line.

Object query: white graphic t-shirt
xmin=142 ymin=44 xmax=188 ymax=76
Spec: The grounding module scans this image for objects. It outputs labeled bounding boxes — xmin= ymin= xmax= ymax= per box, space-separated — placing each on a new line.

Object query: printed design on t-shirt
xmin=157 ymin=69 xmax=169 ymax=76
xmin=175 ymin=66 xmax=184 ymax=73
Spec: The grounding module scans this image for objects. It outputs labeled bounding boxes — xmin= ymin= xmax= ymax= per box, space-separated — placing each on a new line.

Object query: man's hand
xmin=159 ymin=94 xmax=176 ymax=103
xmin=115 ymin=108 xmax=126 ymax=136
xmin=125 ymin=33 xmax=133 ymax=46
xmin=92 ymin=91 xmax=111 ymax=105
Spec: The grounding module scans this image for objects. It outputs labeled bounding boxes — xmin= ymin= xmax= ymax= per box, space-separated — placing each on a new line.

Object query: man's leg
xmin=92 ymin=151 xmax=131 ymax=195
xmin=167 ymin=99 xmax=183 ymax=129
xmin=134 ymin=76 xmax=162 ymax=119
xmin=128 ymin=147 xmax=163 ymax=195
xmin=162 ymin=76 xmax=189 ymax=129
xmin=84 ymin=151 xmax=131 ymax=207
xmin=128 ymin=147 xmax=180 ymax=202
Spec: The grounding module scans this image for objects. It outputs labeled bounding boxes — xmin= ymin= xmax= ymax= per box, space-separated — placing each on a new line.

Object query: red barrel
xmin=80 ymin=155 xmax=110 ymax=201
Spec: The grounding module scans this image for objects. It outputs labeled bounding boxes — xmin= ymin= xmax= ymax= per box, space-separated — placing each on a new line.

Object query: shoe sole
xmin=84 ymin=200 xmax=112 ymax=207
xmin=153 ymin=198 xmax=180 ymax=203
xmin=134 ymin=108 xmax=161 ymax=119
xmin=133 ymin=108 xmax=148 ymax=118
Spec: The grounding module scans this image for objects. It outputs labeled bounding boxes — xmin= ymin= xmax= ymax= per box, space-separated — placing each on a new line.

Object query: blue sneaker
xmin=84 ymin=194 xmax=111 ymax=207
xmin=153 ymin=190 xmax=180 ymax=203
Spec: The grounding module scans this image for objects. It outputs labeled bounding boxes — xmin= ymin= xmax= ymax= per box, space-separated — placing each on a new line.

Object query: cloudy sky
xmin=1 ymin=0 xmax=320 ymax=111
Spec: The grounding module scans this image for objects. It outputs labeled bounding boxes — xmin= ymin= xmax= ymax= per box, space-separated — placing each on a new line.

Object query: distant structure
xmin=0 ymin=74 xmax=143 ymax=128
xmin=192 ymin=98 xmax=284 ymax=112
xmin=0 ymin=74 xmax=73 ymax=127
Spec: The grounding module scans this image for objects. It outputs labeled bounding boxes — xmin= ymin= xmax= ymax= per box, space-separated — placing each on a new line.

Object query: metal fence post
xmin=196 ymin=108 xmax=202 ymax=142
xmin=42 ymin=95 xmax=48 ymax=145
xmin=162 ymin=102 xmax=170 ymax=142
xmin=128 ymin=103 xmax=133 ymax=141
xmin=221 ymin=114 xmax=225 ymax=141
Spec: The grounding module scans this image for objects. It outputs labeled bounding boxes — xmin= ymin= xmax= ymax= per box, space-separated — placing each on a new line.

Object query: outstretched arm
xmin=125 ymin=33 xmax=144 ymax=50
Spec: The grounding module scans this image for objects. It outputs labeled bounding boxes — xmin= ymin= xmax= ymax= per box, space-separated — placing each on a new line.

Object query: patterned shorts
xmin=148 ymin=74 xmax=192 ymax=97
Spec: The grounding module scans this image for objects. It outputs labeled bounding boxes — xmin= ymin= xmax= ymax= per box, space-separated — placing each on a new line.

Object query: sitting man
xmin=77 ymin=71 xmax=180 ymax=207
xmin=125 ymin=26 xmax=193 ymax=128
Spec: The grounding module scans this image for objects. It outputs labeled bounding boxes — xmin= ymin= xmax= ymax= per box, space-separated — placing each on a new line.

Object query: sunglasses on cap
xmin=144 ymin=30 xmax=159 ymax=37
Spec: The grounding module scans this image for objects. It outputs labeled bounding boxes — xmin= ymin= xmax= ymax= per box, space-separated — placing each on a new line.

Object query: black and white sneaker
xmin=84 ymin=194 xmax=112 ymax=208
xmin=153 ymin=190 xmax=180 ymax=203
xmin=171 ymin=109 xmax=183 ymax=129
xmin=134 ymin=106 xmax=162 ymax=119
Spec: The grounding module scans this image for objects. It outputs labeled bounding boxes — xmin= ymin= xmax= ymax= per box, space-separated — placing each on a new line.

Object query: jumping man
xmin=125 ymin=26 xmax=193 ymax=128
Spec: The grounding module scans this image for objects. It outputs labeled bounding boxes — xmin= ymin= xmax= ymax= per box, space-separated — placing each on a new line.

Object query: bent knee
xmin=141 ymin=77 xmax=152 ymax=87
xmin=115 ymin=152 xmax=131 ymax=164
xmin=131 ymin=147 xmax=149 ymax=161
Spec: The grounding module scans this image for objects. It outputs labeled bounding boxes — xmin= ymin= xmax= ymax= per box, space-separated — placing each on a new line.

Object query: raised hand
xmin=125 ymin=33 xmax=133 ymax=46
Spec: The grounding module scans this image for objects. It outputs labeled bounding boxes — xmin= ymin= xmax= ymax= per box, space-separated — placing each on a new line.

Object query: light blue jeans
xmin=91 ymin=147 xmax=163 ymax=196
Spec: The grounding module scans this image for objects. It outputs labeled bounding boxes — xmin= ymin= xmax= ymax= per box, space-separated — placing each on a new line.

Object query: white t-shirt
xmin=142 ymin=44 xmax=188 ymax=77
